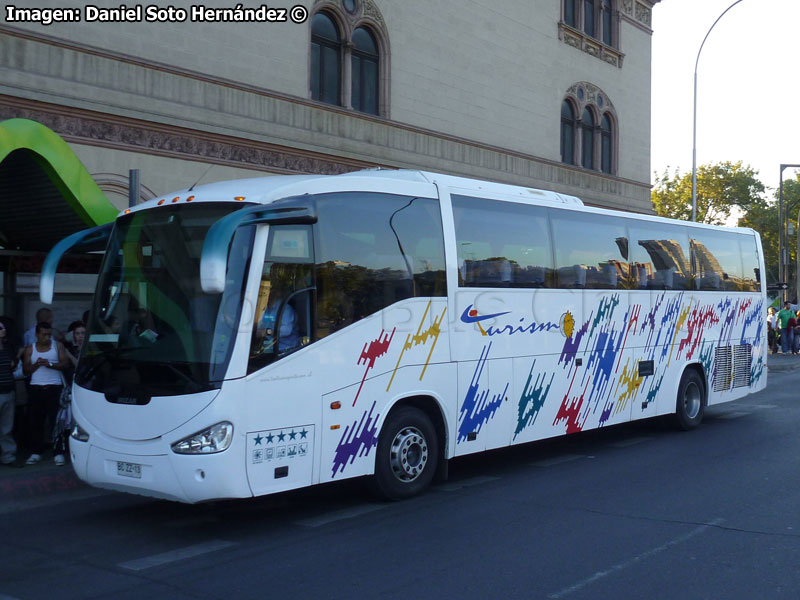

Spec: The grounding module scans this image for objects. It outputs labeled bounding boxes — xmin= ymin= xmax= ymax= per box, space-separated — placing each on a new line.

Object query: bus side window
xmin=690 ymin=230 xmax=746 ymax=292
xmin=248 ymin=226 xmax=313 ymax=373
xmin=628 ymin=222 xmax=692 ymax=291
xmin=452 ymin=195 xmax=553 ymax=288
xmin=740 ymin=236 xmax=760 ymax=292
xmin=314 ymin=193 xmax=446 ymax=339
xmin=550 ymin=209 xmax=629 ymax=290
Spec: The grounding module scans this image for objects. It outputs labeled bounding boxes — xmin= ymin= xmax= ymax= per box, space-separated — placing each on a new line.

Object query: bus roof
xmin=130 ymin=169 xmax=583 ymax=214
xmin=127 ymin=169 xmax=757 ymax=237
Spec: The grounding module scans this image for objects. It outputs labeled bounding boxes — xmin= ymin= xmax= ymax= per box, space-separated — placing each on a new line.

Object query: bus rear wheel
xmin=675 ymin=369 xmax=705 ymax=431
xmin=371 ymin=406 xmax=439 ymax=500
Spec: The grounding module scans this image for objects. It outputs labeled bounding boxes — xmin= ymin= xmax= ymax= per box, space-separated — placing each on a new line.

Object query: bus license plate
xmin=117 ymin=461 xmax=142 ymax=479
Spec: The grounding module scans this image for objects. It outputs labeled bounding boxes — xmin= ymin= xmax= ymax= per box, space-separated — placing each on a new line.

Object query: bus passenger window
xmin=740 ymin=236 xmax=761 ymax=292
xmin=628 ymin=222 xmax=692 ymax=291
xmin=314 ymin=193 xmax=446 ymax=339
xmin=690 ymin=230 xmax=746 ymax=292
xmin=550 ymin=210 xmax=629 ymax=289
xmin=452 ymin=195 xmax=553 ymax=288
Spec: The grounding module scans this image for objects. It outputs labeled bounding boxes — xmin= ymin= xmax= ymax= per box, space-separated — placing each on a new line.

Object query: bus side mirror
xmin=200 ymin=204 xmax=316 ymax=294
xmin=40 ymin=223 xmax=113 ymax=304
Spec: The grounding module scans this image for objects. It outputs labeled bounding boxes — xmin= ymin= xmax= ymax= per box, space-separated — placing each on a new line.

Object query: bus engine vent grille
xmin=732 ymin=344 xmax=752 ymax=389
xmin=713 ymin=346 xmax=732 ymax=392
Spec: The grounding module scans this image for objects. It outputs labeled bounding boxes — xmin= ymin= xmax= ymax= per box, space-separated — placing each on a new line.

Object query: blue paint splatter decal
xmin=332 ymin=401 xmax=379 ymax=478
xmin=458 ymin=343 xmax=509 ymax=443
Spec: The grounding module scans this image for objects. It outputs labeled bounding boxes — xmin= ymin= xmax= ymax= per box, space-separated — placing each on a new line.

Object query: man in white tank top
xmin=22 ymin=321 xmax=67 ymax=465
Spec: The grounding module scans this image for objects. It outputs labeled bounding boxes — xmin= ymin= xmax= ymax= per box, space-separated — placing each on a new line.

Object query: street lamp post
xmin=779 ymin=164 xmax=800 ymax=302
xmin=692 ymin=0 xmax=746 ymax=222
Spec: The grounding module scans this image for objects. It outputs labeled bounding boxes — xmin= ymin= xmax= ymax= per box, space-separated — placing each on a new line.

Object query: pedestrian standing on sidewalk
xmin=767 ymin=307 xmax=778 ymax=355
xmin=21 ymin=321 xmax=67 ymax=465
xmin=793 ymin=311 xmax=800 ymax=355
xmin=23 ymin=307 xmax=64 ymax=347
xmin=777 ymin=302 xmax=795 ymax=355
xmin=788 ymin=313 xmax=798 ymax=355
xmin=0 ymin=318 xmax=18 ymax=465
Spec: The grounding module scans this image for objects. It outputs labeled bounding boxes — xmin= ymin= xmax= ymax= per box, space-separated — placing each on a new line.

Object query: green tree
xmin=739 ymin=176 xmax=800 ymax=295
xmin=652 ymin=161 xmax=765 ymax=225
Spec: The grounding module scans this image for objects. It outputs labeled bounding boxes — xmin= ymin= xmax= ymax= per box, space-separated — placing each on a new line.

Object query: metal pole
xmin=128 ymin=169 xmax=140 ymax=209
xmin=796 ymin=206 xmax=800 ymax=305
xmin=692 ymin=0 xmax=745 ymax=222
xmin=692 ymin=72 xmax=697 ymax=222
xmin=780 ymin=166 xmax=784 ymax=302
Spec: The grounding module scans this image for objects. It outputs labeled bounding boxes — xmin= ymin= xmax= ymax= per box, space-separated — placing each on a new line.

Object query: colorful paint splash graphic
xmin=387 ymin=301 xmax=447 ymax=390
xmin=353 ymin=327 xmax=395 ymax=406
xmin=458 ymin=343 xmax=509 ymax=443
xmin=332 ymin=401 xmax=380 ymax=478
xmin=514 ymin=360 xmax=554 ymax=439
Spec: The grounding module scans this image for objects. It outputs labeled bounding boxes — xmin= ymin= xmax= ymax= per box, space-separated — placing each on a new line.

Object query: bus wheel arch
xmin=370 ymin=395 xmax=445 ymax=500
xmin=674 ymin=364 xmax=707 ymax=431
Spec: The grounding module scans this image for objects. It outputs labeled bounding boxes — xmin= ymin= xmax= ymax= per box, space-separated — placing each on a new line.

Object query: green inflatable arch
xmin=0 ymin=118 xmax=118 ymax=226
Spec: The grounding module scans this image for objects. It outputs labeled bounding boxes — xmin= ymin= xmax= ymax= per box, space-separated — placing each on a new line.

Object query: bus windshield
xmin=76 ymin=204 xmax=254 ymax=400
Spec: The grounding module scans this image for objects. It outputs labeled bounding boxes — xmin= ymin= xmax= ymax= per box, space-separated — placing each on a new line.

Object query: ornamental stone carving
xmin=635 ymin=2 xmax=652 ymax=27
xmin=312 ymin=0 xmax=386 ymax=30
xmin=361 ymin=0 xmax=386 ymax=29
xmin=0 ymin=103 xmax=368 ymax=175
xmin=566 ymin=82 xmax=616 ymax=113
xmin=622 ymin=0 xmax=634 ymax=16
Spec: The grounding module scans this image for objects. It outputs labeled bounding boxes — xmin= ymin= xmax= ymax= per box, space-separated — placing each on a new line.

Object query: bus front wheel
xmin=675 ymin=369 xmax=705 ymax=431
xmin=371 ymin=406 xmax=439 ymax=500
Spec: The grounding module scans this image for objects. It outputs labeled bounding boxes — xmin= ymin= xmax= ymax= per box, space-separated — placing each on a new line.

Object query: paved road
xmin=2 ymin=367 xmax=800 ymax=599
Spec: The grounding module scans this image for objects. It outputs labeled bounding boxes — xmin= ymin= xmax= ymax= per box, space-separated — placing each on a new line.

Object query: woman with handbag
xmin=52 ymin=321 xmax=85 ymax=466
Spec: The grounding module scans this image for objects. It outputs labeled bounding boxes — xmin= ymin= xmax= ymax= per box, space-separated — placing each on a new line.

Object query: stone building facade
xmin=0 ymin=0 xmax=660 ymax=212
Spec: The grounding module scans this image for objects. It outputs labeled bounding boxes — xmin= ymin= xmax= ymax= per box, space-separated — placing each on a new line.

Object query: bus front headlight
xmin=70 ymin=423 xmax=90 ymax=442
xmin=171 ymin=422 xmax=233 ymax=455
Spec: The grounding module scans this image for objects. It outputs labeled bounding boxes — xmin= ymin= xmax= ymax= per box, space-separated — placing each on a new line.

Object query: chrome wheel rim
xmin=684 ymin=381 xmax=702 ymax=420
xmin=389 ymin=426 xmax=428 ymax=482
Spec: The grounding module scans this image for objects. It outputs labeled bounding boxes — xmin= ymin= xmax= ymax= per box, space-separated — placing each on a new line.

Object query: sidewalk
xmin=2 ymin=352 xmax=799 ymax=507
xmin=764 ymin=351 xmax=800 ymax=373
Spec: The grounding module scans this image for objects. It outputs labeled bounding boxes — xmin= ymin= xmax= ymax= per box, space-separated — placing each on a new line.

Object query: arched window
xmin=351 ymin=27 xmax=379 ymax=115
xmin=583 ymin=0 xmax=595 ymax=37
xmin=581 ymin=108 xmax=595 ymax=170
xmin=310 ymin=12 xmax=341 ymax=106
xmin=561 ymin=83 xmax=617 ymax=175
xmin=602 ymin=0 xmax=613 ymax=46
xmin=601 ymin=113 xmax=612 ymax=174
xmin=561 ymin=100 xmax=576 ymax=165
xmin=309 ymin=3 xmax=390 ymax=116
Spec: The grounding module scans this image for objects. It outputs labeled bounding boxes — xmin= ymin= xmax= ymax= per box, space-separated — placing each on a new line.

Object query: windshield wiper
xmin=78 ymin=346 xmax=148 ymax=382
xmin=158 ymin=362 xmax=204 ymax=393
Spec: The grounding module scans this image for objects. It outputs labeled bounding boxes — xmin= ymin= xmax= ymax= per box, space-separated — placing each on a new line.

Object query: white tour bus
xmin=41 ymin=170 xmax=767 ymax=502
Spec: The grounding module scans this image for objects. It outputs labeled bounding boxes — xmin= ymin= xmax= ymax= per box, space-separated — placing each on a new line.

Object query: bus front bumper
xmin=69 ymin=439 xmax=252 ymax=504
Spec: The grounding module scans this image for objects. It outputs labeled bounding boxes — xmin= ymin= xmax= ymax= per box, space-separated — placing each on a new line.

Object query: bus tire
xmin=674 ymin=369 xmax=705 ymax=431
xmin=371 ymin=406 xmax=439 ymax=500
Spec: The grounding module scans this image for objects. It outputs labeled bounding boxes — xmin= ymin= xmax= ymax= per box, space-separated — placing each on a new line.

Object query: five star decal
xmin=252 ymin=429 xmax=309 ymax=445
xmin=250 ymin=427 xmax=311 ymax=464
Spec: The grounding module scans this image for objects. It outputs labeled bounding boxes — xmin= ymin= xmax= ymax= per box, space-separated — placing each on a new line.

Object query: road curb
xmin=767 ymin=356 xmax=800 ymax=373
